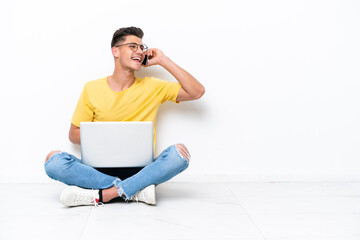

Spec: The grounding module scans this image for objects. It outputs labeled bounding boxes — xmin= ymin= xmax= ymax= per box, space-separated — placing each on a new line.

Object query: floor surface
xmin=1 ymin=182 xmax=360 ymax=240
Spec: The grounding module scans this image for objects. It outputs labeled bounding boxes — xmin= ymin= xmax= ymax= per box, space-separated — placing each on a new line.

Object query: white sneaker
xmin=129 ymin=185 xmax=156 ymax=205
xmin=60 ymin=186 xmax=100 ymax=207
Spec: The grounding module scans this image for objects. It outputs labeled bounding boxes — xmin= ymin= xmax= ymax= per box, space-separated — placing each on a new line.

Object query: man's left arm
xmin=145 ymin=48 xmax=205 ymax=102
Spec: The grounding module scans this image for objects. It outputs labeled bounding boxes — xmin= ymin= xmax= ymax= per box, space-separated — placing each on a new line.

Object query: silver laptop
xmin=80 ymin=121 xmax=153 ymax=167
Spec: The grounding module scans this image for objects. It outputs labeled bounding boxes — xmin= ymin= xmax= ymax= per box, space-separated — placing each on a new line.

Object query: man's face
xmin=112 ymin=35 xmax=146 ymax=71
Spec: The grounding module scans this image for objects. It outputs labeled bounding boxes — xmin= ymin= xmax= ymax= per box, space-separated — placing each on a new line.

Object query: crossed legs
xmin=45 ymin=144 xmax=190 ymax=204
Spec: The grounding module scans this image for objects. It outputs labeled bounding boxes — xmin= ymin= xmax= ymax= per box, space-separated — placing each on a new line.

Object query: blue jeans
xmin=44 ymin=144 xmax=189 ymax=200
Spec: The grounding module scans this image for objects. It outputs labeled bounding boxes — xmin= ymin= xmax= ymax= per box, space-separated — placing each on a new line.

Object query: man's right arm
xmin=69 ymin=123 xmax=80 ymax=144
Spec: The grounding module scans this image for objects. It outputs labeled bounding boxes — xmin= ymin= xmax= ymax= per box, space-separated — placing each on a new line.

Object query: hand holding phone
xmin=142 ymin=55 xmax=148 ymax=66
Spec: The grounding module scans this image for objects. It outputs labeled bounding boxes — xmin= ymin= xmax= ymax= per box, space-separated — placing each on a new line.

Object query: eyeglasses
xmin=115 ymin=42 xmax=148 ymax=52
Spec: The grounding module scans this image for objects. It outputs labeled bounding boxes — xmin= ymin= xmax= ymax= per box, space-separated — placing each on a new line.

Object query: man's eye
xmin=130 ymin=44 xmax=137 ymax=49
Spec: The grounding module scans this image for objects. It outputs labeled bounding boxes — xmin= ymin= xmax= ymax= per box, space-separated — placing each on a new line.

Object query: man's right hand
xmin=69 ymin=123 xmax=81 ymax=144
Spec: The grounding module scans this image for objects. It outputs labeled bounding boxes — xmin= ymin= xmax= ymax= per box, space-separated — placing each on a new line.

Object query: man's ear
xmin=111 ymin=47 xmax=119 ymax=58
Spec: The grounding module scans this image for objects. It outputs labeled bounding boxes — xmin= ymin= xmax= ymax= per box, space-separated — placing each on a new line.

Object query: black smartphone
xmin=142 ymin=55 xmax=148 ymax=65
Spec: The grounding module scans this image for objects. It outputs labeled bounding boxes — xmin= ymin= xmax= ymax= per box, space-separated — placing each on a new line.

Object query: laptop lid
xmin=80 ymin=121 xmax=153 ymax=167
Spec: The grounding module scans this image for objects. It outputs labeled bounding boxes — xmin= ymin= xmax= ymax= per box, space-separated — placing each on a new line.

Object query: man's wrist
xmin=159 ymin=55 xmax=171 ymax=68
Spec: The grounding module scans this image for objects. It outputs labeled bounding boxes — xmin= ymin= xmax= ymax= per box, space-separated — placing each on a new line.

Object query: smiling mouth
xmin=131 ymin=57 xmax=142 ymax=63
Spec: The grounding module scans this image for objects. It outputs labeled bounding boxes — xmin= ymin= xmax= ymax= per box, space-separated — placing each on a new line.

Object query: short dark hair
xmin=111 ymin=27 xmax=144 ymax=48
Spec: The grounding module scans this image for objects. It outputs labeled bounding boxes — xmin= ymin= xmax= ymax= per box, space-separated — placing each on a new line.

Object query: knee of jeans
xmin=44 ymin=152 xmax=69 ymax=180
xmin=175 ymin=144 xmax=191 ymax=163
xmin=45 ymin=150 xmax=61 ymax=163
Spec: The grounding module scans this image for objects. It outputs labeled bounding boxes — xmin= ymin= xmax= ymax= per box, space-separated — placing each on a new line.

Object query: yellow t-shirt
xmin=71 ymin=76 xmax=181 ymax=147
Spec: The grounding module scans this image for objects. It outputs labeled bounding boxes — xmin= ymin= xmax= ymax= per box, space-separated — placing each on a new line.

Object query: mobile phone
xmin=142 ymin=55 xmax=148 ymax=65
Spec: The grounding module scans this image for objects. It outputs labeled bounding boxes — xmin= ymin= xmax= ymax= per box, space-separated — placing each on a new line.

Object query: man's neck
xmin=108 ymin=66 xmax=136 ymax=92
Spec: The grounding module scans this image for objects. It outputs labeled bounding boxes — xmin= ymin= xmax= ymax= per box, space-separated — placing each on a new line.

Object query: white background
xmin=0 ymin=0 xmax=359 ymax=182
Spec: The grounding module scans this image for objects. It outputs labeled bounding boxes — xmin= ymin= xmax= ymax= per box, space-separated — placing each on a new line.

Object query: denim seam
xmin=180 ymin=160 xmax=190 ymax=173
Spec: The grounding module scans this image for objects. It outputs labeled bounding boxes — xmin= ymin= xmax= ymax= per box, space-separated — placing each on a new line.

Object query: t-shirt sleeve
xmin=158 ymin=80 xmax=182 ymax=104
xmin=71 ymin=85 xmax=94 ymax=127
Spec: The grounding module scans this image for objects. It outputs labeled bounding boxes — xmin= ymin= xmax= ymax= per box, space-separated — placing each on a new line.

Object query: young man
xmin=44 ymin=27 xmax=205 ymax=206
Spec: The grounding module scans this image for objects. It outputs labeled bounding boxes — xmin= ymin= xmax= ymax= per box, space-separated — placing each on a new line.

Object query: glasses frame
xmin=114 ymin=42 xmax=148 ymax=52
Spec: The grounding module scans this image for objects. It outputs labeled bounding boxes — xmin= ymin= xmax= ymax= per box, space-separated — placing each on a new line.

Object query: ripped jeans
xmin=44 ymin=144 xmax=190 ymax=200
